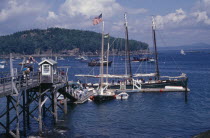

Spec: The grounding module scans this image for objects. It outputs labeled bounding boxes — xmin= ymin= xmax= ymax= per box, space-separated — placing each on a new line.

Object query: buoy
xmin=89 ymin=96 xmax=94 ymax=100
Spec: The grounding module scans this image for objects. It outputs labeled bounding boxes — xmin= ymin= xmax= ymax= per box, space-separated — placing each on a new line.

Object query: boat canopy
xmin=133 ymin=73 xmax=157 ymax=77
xmin=160 ymin=73 xmax=187 ymax=79
xmin=75 ymin=74 xmax=130 ymax=78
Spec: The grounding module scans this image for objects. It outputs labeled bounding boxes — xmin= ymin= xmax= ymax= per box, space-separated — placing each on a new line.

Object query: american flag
xmin=93 ymin=13 xmax=102 ymax=25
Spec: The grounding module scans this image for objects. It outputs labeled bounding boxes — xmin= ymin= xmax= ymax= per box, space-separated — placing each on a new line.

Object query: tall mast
xmin=124 ymin=13 xmax=132 ymax=79
xmin=106 ymin=34 xmax=110 ymax=84
xmin=152 ymin=17 xmax=160 ymax=80
xmin=100 ymin=21 xmax=105 ymax=89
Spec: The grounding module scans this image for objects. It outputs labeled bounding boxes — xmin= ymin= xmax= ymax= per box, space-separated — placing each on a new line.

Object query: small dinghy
xmin=116 ymin=92 xmax=129 ymax=100
xmin=0 ymin=64 xmax=4 ymax=69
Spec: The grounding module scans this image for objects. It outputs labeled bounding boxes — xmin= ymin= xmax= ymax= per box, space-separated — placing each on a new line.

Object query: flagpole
xmin=100 ymin=21 xmax=104 ymax=92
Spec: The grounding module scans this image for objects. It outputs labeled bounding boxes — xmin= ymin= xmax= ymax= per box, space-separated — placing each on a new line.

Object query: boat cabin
xmin=39 ymin=59 xmax=57 ymax=84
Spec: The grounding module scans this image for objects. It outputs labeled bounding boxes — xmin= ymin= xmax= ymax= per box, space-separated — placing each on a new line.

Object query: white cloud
xmin=47 ymin=11 xmax=58 ymax=20
xmin=0 ymin=0 xmax=47 ymax=22
xmin=127 ymin=8 xmax=147 ymax=15
xmin=155 ymin=9 xmax=186 ymax=29
xmin=0 ymin=0 xmax=210 ymax=46
xmin=59 ymin=0 xmax=122 ymax=18
xmin=192 ymin=11 xmax=210 ymax=24
xmin=192 ymin=0 xmax=210 ymax=25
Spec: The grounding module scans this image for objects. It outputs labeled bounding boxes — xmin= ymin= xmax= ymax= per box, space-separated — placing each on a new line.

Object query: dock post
xmin=6 ymin=96 xmax=10 ymax=137
xmin=15 ymin=95 xmax=20 ymax=138
xmin=53 ymin=89 xmax=58 ymax=123
xmin=52 ymin=91 xmax=54 ymax=113
xmin=26 ymin=90 xmax=30 ymax=128
xmin=64 ymin=95 xmax=67 ymax=114
xmin=38 ymin=86 xmax=43 ymax=135
xmin=23 ymin=90 xmax=26 ymax=136
xmin=42 ymin=94 xmax=46 ymax=117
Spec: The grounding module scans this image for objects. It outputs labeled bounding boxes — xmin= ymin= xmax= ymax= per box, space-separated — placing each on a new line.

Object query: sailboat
xmin=180 ymin=49 xmax=186 ymax=55
xmin=106 ymin=16 xmax=188 ymax=90
xmin=89 ymin=15 xmax=115 ymax=102
xmin=134 ymin=17 xmax=188 ymax=89
xmin=76 ymin=13 xmax=135 ymax=90
xmin=88 ymin=59 xmax=112 ymax=66
xmin=76 ymin=15 xmax=188 ymax=92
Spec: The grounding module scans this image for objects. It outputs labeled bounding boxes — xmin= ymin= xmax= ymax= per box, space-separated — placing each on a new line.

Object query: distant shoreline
xmin=0 ymin=50 xmax=151 ymax=59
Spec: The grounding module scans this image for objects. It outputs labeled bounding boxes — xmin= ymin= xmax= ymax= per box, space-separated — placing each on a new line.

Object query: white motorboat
xmin=0 ymin=61 xmax=6 ymax=64
xmin=0 ymin=64 xmax=4 ymax=69
xmin=148 ymin=58 xmax=155 ymax=63
xmin=58 ymin=57 xmax=65 ymax=60
xmin=116 ymin=92 xmax=129 ymax=100
xmin=57 ymin=93 xmax=64 ymax=101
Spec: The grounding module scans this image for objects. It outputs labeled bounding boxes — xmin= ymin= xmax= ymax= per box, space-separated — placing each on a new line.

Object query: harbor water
xmin=0 ymin=49 xmax=210 ymax=137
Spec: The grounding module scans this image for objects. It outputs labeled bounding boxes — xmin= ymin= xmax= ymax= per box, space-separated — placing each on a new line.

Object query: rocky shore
xmin=193 ymin=130 xmax=210 ymax=138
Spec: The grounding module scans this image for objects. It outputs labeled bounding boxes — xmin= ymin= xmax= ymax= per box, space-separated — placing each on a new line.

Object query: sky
xmin=0 ymin=0 xmax=210 ymax=47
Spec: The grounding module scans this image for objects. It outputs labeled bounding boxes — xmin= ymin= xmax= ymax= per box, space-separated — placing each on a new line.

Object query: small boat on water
xmin=132 ymin=57 xmax=149 ymax=62
xmin=180 ymin=49 xmax=186 ymax=55
xmin=88 ymin=60 xmax=112 ymax=66
xmin=75 ymin=56 xmax=82 ymax=60
xmin=58 ymin=57 xmax=65 ymax=60
xmin=0 ymin=64 xmax=5 ymax=69
xmin=90 ymin=88 xmax=116 ymax=102
xmin=148 ymin=58 xmax=155 ymax=63
xmin=116 ymin=92 xmax=129 ymax=100
xmin=15 ymin=57 xmax=21 ymax=60
xmin=41 ymin=57 xmax=47 ymax=61
xmin=0 ymin=61 xmax=6 ymax=64
xmin=57 ymin=93 xmax=64 ymax=101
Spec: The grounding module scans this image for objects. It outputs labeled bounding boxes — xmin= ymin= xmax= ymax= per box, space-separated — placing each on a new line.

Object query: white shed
xmin=39 ymin=59 xmax=57 ymax=84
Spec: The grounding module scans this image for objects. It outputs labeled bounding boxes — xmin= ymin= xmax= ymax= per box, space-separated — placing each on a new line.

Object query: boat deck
xmin=113 ymin=88 xmax=190 ymax=93
xmin=74 ymin=91 xmax=94 ymax=104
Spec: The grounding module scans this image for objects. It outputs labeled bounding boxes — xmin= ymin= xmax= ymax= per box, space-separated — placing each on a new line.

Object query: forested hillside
xmin=0 ymin=28 xmax=148 ymax=54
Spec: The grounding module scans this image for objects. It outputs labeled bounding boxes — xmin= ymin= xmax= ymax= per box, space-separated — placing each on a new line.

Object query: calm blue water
xmin=0 ymin=50 xmax=210 ymax=137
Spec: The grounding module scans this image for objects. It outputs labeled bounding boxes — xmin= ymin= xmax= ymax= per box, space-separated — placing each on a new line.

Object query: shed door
xmin=42 ymin=64 xmax=51 ymax=75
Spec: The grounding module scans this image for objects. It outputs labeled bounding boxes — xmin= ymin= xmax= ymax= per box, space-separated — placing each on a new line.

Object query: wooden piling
xmin=64 ymin=95 xmax=67 ymax=114
xmin=15 ymin=94 xmax=20 ymax=138
xmin=38 ymin=86 xmax=42 ymax=135
xmin=42 ymin=93 xmax=46 ymax=117
xmin=23 ymin=90 xmax=26 ymax=136
xmin=53 ymin=90 xmax=58 ymax=123
xmin=6 ymin=96 xmax=10 ymax=137
xmin=26 ymin=90 xmax=30 ymax=128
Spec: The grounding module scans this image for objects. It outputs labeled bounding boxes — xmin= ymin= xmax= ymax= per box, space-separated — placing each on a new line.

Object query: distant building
xmin=67 ymin=48 xmax=80 ymax=56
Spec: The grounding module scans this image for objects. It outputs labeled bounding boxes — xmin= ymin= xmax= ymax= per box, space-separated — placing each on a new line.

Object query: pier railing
xmin=0 ymin=69 xmax=70 ymax=98
xmin=0 ymin=71 xmax=40 ymax=97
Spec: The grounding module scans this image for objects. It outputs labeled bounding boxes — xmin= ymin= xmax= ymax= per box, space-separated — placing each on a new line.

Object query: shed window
xmin=42 ymin=64 xmax=51 ymax=75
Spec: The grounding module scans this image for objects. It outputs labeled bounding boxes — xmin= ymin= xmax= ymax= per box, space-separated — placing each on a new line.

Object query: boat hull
xmin=90 ymin=95 xmax=115 ymax=102
xmin=141 ymin=79 xmax=188 ymax=88
xmin=88 ymin=61 xmax=112 ymax=66
xmin=132 ymin=57 xmax=149 ymax=62
xmin=108 ymin=78 xmax=188 ymax=89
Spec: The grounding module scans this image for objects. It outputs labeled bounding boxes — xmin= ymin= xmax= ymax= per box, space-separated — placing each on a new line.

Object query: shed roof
xmin=38 ymin=59 xmax=57 ymax=65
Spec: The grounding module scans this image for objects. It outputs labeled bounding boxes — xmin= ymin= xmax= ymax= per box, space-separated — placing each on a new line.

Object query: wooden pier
xmin=0 ymin=55 xmax=89 ymax=138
